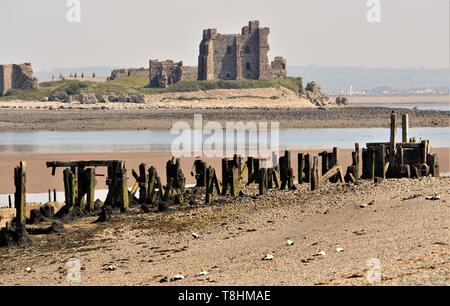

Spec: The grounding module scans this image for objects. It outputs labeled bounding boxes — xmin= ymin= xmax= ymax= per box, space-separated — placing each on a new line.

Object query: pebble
xmin=192 ymin=232 xmax=200 ymax=239
xmin=426 ymin=194 xmax=441 ymax=201
xmin=196 ymin=271 xmax=209 ymax=277
xmin=286 ymin=240 xmax=294 ymax=246
xmin=262 ymin=254 xmax=274 ymax=261
xmin=313 ymin=251 xmax=326 ymax=257
xmin=171 ymin=274 xmax=185 ymax=282
xmin=25 ymin=267 xmax=32 ymax=273
xmin=336 ymin=246 xmax=345 ymax=253
xmin=106 ymin=265 xmax=116 ymax=271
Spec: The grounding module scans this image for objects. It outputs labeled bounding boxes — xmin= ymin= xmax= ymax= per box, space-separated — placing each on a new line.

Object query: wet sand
xmin=0 ymin=148 xmax=448 ymax=195
xmin=0 ymin=106 xmax=448 ymax=131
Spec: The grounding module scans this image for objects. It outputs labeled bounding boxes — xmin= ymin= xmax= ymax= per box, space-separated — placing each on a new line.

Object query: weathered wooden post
xmin=231 ymin=167 xmax=239 ymax=196
xmin=8 ymin=195 xmax=12 ymax=208
xmin=192 ymin=160 xmax=207 ymax=187
xmin=85 ymin=168 xmax=96 ymax=211
xmin=354 ymin=143 xmax=360 ymax=179
xmin=205 ymin=167 xmax=221 ymax=204
xmin=53 ymin=189 xmax=57 ymax=202
xmin=298 ymin=153 xmax=304 ymax=184
xmin=304 ymin=154 xmax=311 ymax=184
xmin=246 ymin=157 xmax=254 ymax=184
xmin=119 ymin=161 xmax=129 ymax=212
xmin=390 ymin=111 xmax=397 ymax=154
xmin=375 ymin=144 xmax=387 ymax=179
xmin=138 ymin=163 xmax=148 ymax=204
xmin=63 ymin=168 xmax=77 ymax=213
xmin=402 ymin=114 xmax=409 ymax=143
xmin=259 ymin=168 xmax=268 ymax=196
xmin=279 ymin=151 xmax=294 ymax=190
xmin=48 ymin=189 xmax=52 ymax=203
xmin=311 ymin=157 xmax=320 ymax=191
xmin=14 ymin=162 xmax=26 ymax=230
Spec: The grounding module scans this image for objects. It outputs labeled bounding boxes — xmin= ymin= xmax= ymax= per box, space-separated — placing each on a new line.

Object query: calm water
xmin=350 ymin=102 xmax=449 ymax=111
xmin=0 ymin=127 xmax=448 ymax=154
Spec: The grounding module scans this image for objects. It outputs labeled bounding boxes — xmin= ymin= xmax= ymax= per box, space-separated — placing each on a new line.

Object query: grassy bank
xmin=0 ymin=77 xmax=301 ymax=101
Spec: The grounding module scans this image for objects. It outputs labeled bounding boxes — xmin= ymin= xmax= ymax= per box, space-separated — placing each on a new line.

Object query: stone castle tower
xmin=0 ymin=63 xmax=38 ymax=96
xmin=198 ymin=20 xmax=286 ymax=81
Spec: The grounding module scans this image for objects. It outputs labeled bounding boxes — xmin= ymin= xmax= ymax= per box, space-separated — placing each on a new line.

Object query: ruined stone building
xmin=198 ymin=20 xmax=287 ymax=81
xmin=108 ymin=67 xmax=148 ymax=81
xmin=149 ymin=60 xmax=197 ymax=88
xmin=0 ymin=63 xmax=38 ymax=96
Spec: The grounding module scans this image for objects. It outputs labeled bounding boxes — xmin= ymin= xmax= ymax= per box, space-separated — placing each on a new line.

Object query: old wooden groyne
xmin=0 ymin=112 xmax=441 ymax=246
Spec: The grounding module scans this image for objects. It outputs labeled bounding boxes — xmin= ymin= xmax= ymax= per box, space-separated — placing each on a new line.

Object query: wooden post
xmin=85 ymin=168 xmax=96 ymax=211
xmin=298 ymin=153 xmax=304 ymax=184
xmin=205 ymin=167 xmax=214 ymax=204
xmin=231 ymin=167 xmax=239 ymax=196
xmin=304 ymin=154 xmax=311 ymax=184
xmin=390 ymin=111 xmax=397 ymax=154
xmin=119 ymin=162 xmax=129 ymax=212
xmin=14 ymin=162 xmax=26 ymax=230
xmin=402 ymin=114 xmax=409 ymax=143
xmin=138 ymin=163 xmax=148 ymax=204
xmin=63 ymin=168 xmax=77 ymax=213
xmin=375 ymin=144 xmax=387 ymax=179
xmin=53 ymin=189 xmax=57 ymax=202
xmin=246 ymin=157 xmax=254 ymax=184
xmin=259 ymin=168 xmax=268 ymax=196
xmin=8 ymin=195 xmax=12 ymax=208
xmin=48 ymin=189 xmax=52 ymax=203
xmin=147 ymin=167 xmax=157 ymax=204
xmin=192 ymin=160 xmax=207 ymax=187
xmin=354 ymin=143 xmax=360 ymax=180
xmin=311 ymin=157 xmax=320 ymax=191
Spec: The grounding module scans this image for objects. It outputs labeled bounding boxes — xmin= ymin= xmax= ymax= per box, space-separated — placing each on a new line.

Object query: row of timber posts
xmin=132 ymin=164 xmax=164 ymax=205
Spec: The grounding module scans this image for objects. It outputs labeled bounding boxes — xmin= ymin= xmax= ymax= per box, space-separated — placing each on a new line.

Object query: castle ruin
xmin=198 ymin=20 xmax=287 ymax=81
xmin=0 ymin=63 xmax=38 ymax=96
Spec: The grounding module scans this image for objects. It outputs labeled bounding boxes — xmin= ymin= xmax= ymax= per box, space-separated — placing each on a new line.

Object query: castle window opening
xmin=226 ymin=46 xmax=232 ymax=54
xmin=246 ymin=62 xmax=251 ymax=71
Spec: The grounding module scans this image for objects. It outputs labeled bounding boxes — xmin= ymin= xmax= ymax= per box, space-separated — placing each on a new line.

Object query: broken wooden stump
xmin=192 ymin=160 xmax=207 ymax=187
xmin=132 ymin=163 xmax=149 ymax=204
xmin=345 ymin=144 xmax=360 ymax=183
xmin=279 ymin=151 xmax=295 ymax=190
xmin=222 ymin=157 xmax=241 ymax=196
xmin=259 ymin=168 xmax=268 ymax=196
xmin=205 ymin=167 xmax=221 ymax=204
xmin=1 ymin=162 xmax=31 ymax=247
xmin=311 ymin=157 xmax=320 ymax=191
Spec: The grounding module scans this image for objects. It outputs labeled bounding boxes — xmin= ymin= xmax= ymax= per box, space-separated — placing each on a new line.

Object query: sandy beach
xmin=0 ymin=177 xmax=448 ymax=285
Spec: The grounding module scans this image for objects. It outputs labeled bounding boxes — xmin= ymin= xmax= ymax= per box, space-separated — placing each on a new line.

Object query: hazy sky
xmin=0 ymin=0 xmax=448 ymax=70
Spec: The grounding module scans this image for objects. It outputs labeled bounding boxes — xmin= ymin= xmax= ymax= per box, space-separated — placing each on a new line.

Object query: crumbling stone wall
xmin=108 ymin=68 xmax=148 ymax=81
xmin=0 ymin=63 xmax=38 ymax=96
xmin=149 ymin=60 xmax=183 ymax=88
xmin=271 ymin=57 xmax=287 ymax=78
xmin=198 ymin=21 xmax=284 ymax=81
